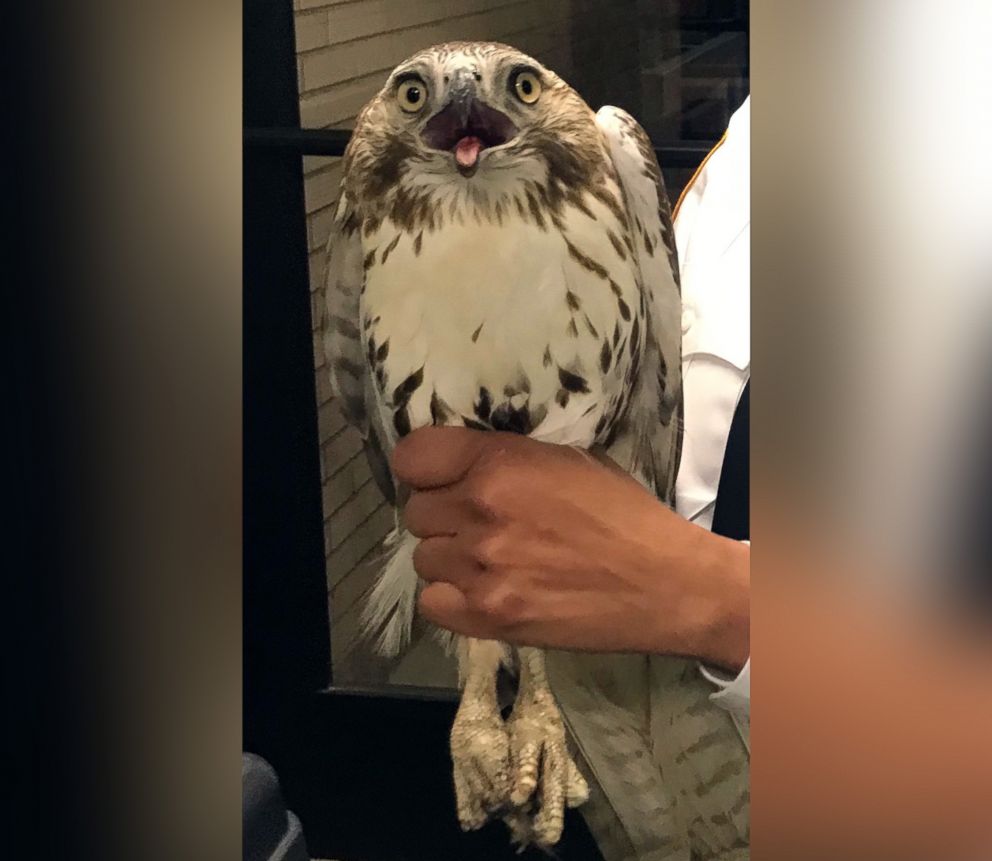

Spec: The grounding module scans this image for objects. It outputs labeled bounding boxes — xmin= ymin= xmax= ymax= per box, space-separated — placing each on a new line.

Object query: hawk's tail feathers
xmin=360 ymin=527 xmax=420 ymax=657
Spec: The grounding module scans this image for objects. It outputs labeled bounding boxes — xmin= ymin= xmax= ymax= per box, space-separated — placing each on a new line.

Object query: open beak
xmin=421 ymin=94 xmax=518 ymax=177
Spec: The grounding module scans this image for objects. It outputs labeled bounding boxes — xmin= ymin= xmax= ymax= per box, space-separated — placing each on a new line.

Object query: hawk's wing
xmin=548 ymin=116 xmax=745 ymax=861
xmin=595 ymin=106 xmax=683 ymax=504
xmin=320 ymin=192 xmax=396 ymax=504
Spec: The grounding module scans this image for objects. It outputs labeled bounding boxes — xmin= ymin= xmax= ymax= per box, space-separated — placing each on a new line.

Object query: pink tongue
xmin=454 ymin=135 xmax=483 ymax=168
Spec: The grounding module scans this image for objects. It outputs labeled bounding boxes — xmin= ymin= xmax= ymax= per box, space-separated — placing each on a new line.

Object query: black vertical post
xmin=244 ymin=0 xmax=330 ymax=765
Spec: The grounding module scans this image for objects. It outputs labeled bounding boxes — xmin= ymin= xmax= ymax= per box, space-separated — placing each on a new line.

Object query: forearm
xmin=687 ymin=532 xmax=750 ymax=671
xmin=639 ymin=518 xmax=750 ymax=671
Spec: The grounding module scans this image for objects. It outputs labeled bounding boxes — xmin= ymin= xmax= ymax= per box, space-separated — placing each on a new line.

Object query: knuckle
xmin=470 ymin=531 xmax=504 ymax=569
xmin=476 ymin=584 xmax=525 ymax=626
xmin=466 ymin=465 xmax=509 ymax=518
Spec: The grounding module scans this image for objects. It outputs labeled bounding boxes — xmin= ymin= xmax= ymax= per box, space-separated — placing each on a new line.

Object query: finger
xmin=412 ymin=536 xmax=477 ymax=588
xmin=391 ymin=426 xmax=493 ymax=489
xmin=419 ymin=582 xmax=488 ymax=638
xmin=403 ymin=485 xmax=466 ymax=538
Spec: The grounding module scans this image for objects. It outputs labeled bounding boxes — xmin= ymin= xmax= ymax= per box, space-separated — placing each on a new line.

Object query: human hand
xmin=392 ymin=427 xmax=748 ymax=669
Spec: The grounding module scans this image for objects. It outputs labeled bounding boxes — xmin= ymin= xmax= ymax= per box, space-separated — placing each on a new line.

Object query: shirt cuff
xmin=697 ymin=540 xmax=749 ymax=743
xmin=700 ymin=659 xmax=750 ymax=748
xmin=701 ymin=659 xmax=749 ymax=710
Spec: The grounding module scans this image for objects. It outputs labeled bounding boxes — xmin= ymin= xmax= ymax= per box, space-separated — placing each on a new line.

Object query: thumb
xmin=391 ymin=426 xmax=492 ymax=490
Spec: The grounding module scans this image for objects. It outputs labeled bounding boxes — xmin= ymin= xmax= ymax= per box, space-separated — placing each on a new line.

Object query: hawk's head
xmin=343 ymin=42 xmax=605 ymax=216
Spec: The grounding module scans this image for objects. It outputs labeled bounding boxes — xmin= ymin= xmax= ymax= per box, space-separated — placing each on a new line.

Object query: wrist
xmin=687 ymin=531 xmax=750 ymax=671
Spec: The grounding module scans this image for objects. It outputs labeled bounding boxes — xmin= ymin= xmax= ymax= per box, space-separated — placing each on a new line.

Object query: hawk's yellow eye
xmin=397 ymin=78 xmax=427 ymax=113
xmin=512 ymin=71 xmax=541 ymax=104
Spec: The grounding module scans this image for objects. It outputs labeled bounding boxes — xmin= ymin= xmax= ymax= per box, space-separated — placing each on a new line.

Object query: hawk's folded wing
xmin=320 ymin=192 xmax=396 ymax=505
xmin=595 ymin=106 xmax=683 ymax=504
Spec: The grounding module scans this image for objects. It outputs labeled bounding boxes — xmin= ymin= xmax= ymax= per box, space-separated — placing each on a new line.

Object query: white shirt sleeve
xmin=700 ymin=659 xmax=750 ymax=750
xmin=672 ymin=97 xmax=751 ymax=745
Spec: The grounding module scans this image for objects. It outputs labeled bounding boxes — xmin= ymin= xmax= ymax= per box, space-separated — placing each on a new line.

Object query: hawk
xmin=321 ymin=42 xmax=683 ymax=850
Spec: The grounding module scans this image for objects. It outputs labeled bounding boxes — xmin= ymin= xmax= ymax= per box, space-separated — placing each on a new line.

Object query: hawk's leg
xmin=450 ymin=637 xmax=511 ymax=831
xmin=504 ymin=646 xmax=589 ymax=848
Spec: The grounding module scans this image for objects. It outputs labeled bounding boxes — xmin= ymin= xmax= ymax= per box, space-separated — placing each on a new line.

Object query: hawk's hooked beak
xmin=421 ymin=73 xmax=518 ymax=177
xmin=448 ymin=69 xmax=477 ymax=127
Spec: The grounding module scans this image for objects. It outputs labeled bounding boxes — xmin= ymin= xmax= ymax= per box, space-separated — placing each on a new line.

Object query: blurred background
xmin=290 ymin=0 xmax=749 ymax=689
xmin=13 ymin=2 xmax=990 ymax=859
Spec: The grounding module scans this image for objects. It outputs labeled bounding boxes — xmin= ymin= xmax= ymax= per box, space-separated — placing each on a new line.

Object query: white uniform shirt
xmin=674 ymin=97 xmax=751 ymax=739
